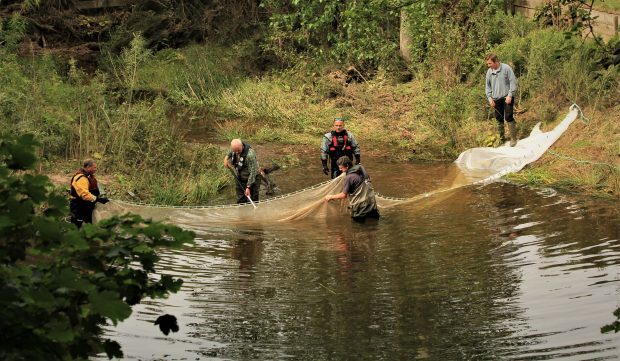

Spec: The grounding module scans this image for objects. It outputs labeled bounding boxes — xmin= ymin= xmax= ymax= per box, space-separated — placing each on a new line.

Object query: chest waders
xmin=69 ymin=171 xmax=100 ymax=228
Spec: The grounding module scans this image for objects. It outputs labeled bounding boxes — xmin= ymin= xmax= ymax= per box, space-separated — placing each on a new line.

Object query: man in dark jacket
xmin=224 ymin=139 xmax=260 ymax=204
xmin=320 ymin=117 xmax=361 ymax=178
xmin=324 ymin=156 xmax=379 ymax=223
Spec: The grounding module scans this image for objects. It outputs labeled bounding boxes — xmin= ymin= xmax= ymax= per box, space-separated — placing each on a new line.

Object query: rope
xmin=547 ymin=149 xmax=617 ymax=168
xmin=112 ymin=178 xmax=337 ymax=209
xmin=570 ymin=103 xmax=590 ymax=124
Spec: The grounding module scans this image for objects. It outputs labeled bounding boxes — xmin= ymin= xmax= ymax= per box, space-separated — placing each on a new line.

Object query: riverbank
xmin=2 ymin=13 xmax=618 ymax=202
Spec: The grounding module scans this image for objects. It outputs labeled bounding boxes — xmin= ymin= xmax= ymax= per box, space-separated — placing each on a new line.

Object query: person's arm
xmin=324 ymin=192 xmax=347 ymax=201
xmin=320 ymin=134 xmax=330 ymax=161
xmin=245 ymin=150 xmax=259 ymax=187
xmin=72 ymin=176 xmax=96 ymax=202
xmin=223 ymin=154 xmax=231 ymax=168
xmin=485 ymin=70 xmax=493 ymax=103
xmin=325 ymin=175 xmax=351 ymax=201
xmin=507 ymin=65 xmax=517 ymax=99
xmin=320 ymin=134 xmax=330 ymax=174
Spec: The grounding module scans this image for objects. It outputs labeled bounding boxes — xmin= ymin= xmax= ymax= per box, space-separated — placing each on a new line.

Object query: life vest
xmin=70 ymin=169 xmax=99 ymax=200
xmin=231 ymin=143 xmax=252 ymax=180
xmin=328 ymin=131 xmax=353 ymax=158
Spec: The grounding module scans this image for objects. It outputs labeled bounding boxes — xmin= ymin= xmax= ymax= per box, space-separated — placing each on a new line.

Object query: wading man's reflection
xmin=229 ymin=229 xmax=265 ymax=289
xmin=325 ymin=219 xmax=378 ymax=286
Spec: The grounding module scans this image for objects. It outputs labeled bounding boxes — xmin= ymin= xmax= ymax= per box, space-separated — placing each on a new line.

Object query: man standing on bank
xmin=224 ymin=139 xmax=260 ymax=204
xmin=69 ymin=159 xmax=108 ymax=228
xmin=485 ymin=53 xmax=518 ymax=147
xmin=320 ymin=116 xmax=361 ymax=178
xmin=324 ymin=156 xmax=379 ymax=223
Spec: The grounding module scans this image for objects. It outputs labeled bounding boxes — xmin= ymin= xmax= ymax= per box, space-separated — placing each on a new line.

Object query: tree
xmin=0 ymin=133 xmax=195 ymax=360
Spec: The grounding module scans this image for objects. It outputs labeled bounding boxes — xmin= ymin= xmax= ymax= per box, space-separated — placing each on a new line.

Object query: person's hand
xmin=244 ymin=187 xmax=251 ymax=198
xmin=324 ymin=195 xmax=332 ymax=202
xmin=489 ymin=99 xmax=496 ymax=108
xmin=322 ymin=166 xmax=329 ymax=175
xmin=96 ymin=196 xmax=109 ymax=204
xmin=506 ymin=96 xmax=512 ymax=104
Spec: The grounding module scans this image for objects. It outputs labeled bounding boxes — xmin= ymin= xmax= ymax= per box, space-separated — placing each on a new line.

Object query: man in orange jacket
xmin=69 ymin=159 xmax=108 ymax=228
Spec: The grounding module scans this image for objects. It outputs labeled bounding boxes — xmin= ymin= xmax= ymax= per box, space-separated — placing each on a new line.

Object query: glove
xmin=355 ymin=154 xmax=361 ymax=165
xmin=96 ymin=196 xmax=110 ymax=204
xmin=321 ymin=159 xmax=329 ymax=175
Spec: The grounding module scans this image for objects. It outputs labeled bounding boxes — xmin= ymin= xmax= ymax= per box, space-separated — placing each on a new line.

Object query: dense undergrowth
xmin=0 ymin=5 xmax=618 ymax=202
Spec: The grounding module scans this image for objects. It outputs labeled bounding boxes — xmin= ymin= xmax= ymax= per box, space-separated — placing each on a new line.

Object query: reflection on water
xmin=106 ymin=163 xmax=620 ymax=360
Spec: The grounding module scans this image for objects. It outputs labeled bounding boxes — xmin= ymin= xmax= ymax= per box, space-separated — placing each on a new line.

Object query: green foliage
xmin=135 ymin=144 xmax=231 ymax=206
xmin=0 ymin=13 xmax=28 ymax=53
xmin=601 ymin=308 xmax=620 ymax=333
xmin=403 ymin=1 xmax=511 ymax=77
xmin=0 ymin=133 xmax=195 ymax=360
xmin=0 ymin=33 xmax=233 ymax=205
xmin=505 ymin=167 xmax=557 ymax=185
xmin=262 ymin=0 xmax=400 ymax=71
xmin=141 ymin=45 xmax=241 ymax=107
xmin=534 ymin=0 xmax=600 ymax=39
xmin=491 ymin=29 xmax=619 ymax=106
xmin=101 ymin=0 xmax=262 ymax=52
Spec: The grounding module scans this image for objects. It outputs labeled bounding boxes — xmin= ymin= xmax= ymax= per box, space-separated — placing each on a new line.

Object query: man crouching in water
xmin=324 ymin=156 xmax=380 ymax=223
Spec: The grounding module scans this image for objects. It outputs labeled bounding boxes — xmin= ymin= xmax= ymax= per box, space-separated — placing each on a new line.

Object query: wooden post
xmin=614 ymin=15 xmax=619 ymax=35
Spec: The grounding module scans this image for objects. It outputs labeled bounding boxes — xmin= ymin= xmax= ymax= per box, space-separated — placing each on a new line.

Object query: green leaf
xmin=33 ymin=217 xmax=62 ymax=242
xmin=142 ymin=223 xmax=164 ymax=238
xmin=26 ymin=289 xmax=57 ymax=311
xmin=23 ymin=174 xmax=49 ymax=203
xmin=81 ymin=223 xmax=100 ymax=239
xmin=132 ymin=243 xmax=152 ymax=254
xmin=88 ymin=290 xmax=132 ymax=324
xmin=55 ymin=268 xmax=94 ymax=293
xmin=7 ymin=134 xmax=38 ymax=170
xmin=106 ymin=247 xmax=130 ymax=258
xmin=63 ymin=230 xmax=90 ymax=251
xmin=167 ymin=226 xmax=195 ymax=246
xmin=6 ymin=197 xmax=34 ymax=224
xmin=161 ymin=275 xmax=183 ymax=293
xmin=104 ymin=339 xmax=123 ymax=359
xmin=45 ymin=317 xmax=75 ymax=342
xmin=0 ymin=215 xmax=14 ymax=231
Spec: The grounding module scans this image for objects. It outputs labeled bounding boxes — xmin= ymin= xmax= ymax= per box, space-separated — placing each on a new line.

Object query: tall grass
xmin=0 ymin=30 xmax=233 ymax=205
xmin=134 ymin=45 xmax=240 ymax=107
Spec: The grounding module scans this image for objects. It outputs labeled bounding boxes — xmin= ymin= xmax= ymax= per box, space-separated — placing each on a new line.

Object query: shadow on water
xmin=103 ymin=159 xmax=620 ymax=360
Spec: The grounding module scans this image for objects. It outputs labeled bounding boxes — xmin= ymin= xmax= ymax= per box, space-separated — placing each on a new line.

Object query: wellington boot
xmin=497 ymin=122 xmax=506 ymax=146
xmin=508 ymin=121 xmax=517 ymax=147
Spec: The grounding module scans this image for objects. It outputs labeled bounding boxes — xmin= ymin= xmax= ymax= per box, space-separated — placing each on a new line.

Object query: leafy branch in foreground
xmin=601 ymin=308 xmax=620 ymax=334
xmin=0 ymin=133 xmax=195 ymax=360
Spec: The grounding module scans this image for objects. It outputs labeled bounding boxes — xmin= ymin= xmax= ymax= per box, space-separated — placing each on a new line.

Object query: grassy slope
xmin=4 ymin=24 xmax=616 ymax=203
xmin=595 ymin=0 xmax=620 ymax=13
xmin=130 ymin=35 xmax=619 ymax=199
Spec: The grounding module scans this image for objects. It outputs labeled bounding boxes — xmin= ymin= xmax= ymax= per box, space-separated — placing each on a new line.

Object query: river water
xmin=105 ymin=157 xmax=620 ymax=360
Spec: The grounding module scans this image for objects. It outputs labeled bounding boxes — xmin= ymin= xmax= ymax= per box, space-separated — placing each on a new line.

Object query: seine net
xmin=94 ymin=106 xmax=580 ymax=225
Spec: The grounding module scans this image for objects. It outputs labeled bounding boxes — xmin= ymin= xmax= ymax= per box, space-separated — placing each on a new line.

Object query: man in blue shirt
xmin=485 ymin=53 xmax=518 ymax=147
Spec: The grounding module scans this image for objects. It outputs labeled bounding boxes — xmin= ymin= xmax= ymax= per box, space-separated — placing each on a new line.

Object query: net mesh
xmin=94 ymin=106 xmax=580 ymax=225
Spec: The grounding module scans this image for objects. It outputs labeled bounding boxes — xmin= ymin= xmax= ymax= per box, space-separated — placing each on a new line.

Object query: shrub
xmin=0 ymin=133 xmax=195 ymax=360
